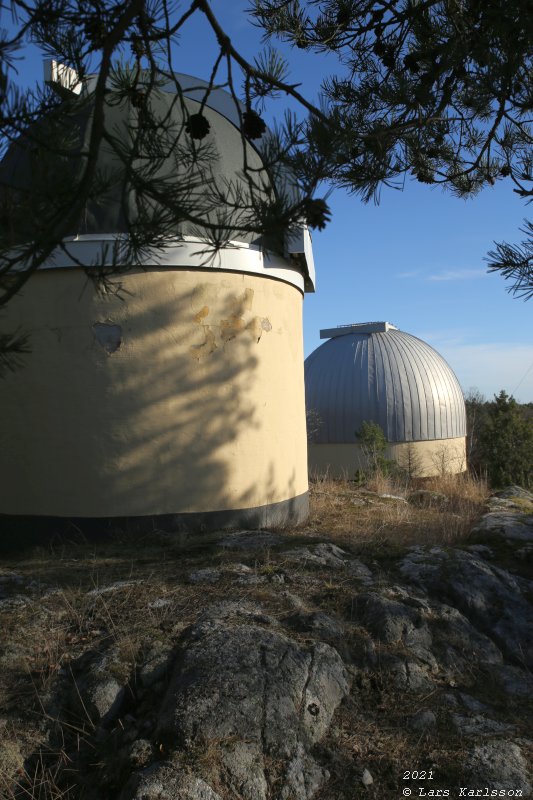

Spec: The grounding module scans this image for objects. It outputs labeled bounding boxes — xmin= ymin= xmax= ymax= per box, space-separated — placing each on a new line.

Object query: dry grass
xmin=306 ymin=470 xmax=490 ymax=553
xmin=0 ymin=470 xmax=500 ymax=799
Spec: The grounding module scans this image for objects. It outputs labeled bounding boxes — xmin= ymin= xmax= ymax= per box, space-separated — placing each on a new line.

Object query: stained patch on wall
xmin=193 ymin=306 xmax=210 ymax=323
xmin=191 ymin=303 xmax=218 ymax=360
xmin=191 ymin=287 xmax=270 ymax=352
xmin=220 ymin=288 xmax=270 ymax=344
xmin=245 ymin=316 xmax=272 ymax=342
xmin=92 ymin=322 xmax=122 ymax=354
xmin=190 ymin=327 xmax=218 ymax=361
xmin=239 ymin=288 xmax=254 ymax=312
xmin=220 ymin=315 xmax=246 ymax=343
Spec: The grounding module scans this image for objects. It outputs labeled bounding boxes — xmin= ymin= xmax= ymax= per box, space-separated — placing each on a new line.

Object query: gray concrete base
xmin=0 ymin=492 xmax=309 ymax=550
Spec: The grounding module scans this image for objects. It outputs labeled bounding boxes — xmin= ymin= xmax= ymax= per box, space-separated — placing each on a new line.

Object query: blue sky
xmin=188 ymin=3 xmax=533 ymax=403
xmin=8 ymin=1 xmax=533 ymax=402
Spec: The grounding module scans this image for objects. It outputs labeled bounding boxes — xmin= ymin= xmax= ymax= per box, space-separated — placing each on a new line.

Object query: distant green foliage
xmin=477 ymin=390 xmax=533 ymax=488
xmin=356 ymin=420 xmax=393 ymax=476
xmin=464 ymin=387 xmax=490 ymax=471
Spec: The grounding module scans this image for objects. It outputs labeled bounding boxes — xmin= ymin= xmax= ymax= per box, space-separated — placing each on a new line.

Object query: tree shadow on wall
xmin=0 ymin=266 xmax=305 ymax=548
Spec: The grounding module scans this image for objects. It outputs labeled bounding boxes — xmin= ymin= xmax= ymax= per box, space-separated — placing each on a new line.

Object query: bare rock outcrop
xmin=399 ymin=546 xmax=533 ymax=666
xmin=123 ymin=602 xmax=350 ymax=800
xmin=3 ymin=486 xmax=533 ymax=799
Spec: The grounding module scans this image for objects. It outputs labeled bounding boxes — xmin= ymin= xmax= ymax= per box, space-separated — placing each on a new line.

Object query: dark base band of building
xmin=0 ymin=492 xmax=309 ymax=551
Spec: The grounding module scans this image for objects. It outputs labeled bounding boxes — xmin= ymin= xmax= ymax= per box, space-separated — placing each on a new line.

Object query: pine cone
xmin=131 ymin=37 xmax=146 ymax=60
xmin=84 ymin=19 xmax=107 ymax=49
xmin=242 ymin=111 xmax=267 ymax=140
xmin=414 ymin=82 xmax=434 ymax=104
xmin=302 ymin=198 xmax=331 ymax=231
xmin=130 ymin=90 xmax=146 ymax=109
xmin=381 ymin=48 xmax=396 ymax=69
xmin=415 ymin=170 xmax=435 ymax=184
xmin=185 ymin=114 xmax=211 ymax=140
xmin=336 ymin=7 xmax=351 ymax=28
xmin=403 ymin=53 xmax=420 ymax=73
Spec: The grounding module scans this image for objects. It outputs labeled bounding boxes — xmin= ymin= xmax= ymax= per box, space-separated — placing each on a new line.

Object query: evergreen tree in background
xmin=477 ymin=390 xmax=533 ymax=488
xmin=464 ymin=387 xmax=489 ymax=473
xmin=356 ymin=420 xmax=389 ymax=475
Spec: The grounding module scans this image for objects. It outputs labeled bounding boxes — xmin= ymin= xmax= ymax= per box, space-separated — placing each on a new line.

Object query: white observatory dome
xmin=305 ymin=322 xmax=467 ymax=477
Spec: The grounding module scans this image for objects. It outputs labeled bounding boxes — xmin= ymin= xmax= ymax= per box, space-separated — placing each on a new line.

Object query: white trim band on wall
xmin=19 ymin=235 xmax=311 ymax=293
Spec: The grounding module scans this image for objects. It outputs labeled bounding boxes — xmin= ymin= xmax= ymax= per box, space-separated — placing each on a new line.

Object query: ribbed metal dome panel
xmin=0 ymin=81 xmax=269 ymax=244
xmin=305 ymin=328 xmax=466 ymax=443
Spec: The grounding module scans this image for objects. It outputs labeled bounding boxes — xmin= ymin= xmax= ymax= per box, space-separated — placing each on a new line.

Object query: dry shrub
xmin=364 ymin=470 xmax=400 ymax=496
xmin=420 ymin=467 xmax=484 ymax=510
xmin=307 ymin=469 xmax=490 ymax=552
xmin=426 ymin=470 xmax=489 ymax=509
xmin=0 ymin=469 xmax=493 ymax=800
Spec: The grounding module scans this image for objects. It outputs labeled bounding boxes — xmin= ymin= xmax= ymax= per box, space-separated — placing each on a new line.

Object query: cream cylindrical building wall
xmin=0 ymin=267 xmax=309 ymax=525
xmin=0 ymin=69 xmax=316 ymax=533
xmin=305 ymin=322 xmax=467 ymax=479
xmin=308 ymin=439 xmax=467 ymax=479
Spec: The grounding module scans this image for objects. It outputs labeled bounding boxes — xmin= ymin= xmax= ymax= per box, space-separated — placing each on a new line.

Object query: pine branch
xmin=486 ymin=220 xmax=533 ymax=300
xmin=0 ymin=330 xmax=30 ymax=377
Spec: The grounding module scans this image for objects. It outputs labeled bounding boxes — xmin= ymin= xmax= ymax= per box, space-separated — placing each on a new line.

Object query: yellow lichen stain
xmin=220 ymin=292 xmax=273 ymax=345
xmin=219 ymin=289 xmax=255 ymax=343
xmin=193 ymin=305 xmax=210 ymax=323
xmin=246 ymin=317 xmax=262 ymax=342
xmin=220 ymin=316 xmax=246 ymax=343
xmin=190 ymin=287 xmax=268 ymax=352
xmin=190 ymin=327 xmax=217 ymax=361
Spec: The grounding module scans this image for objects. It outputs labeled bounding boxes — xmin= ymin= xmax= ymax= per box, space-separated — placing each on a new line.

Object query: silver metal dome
xmin=305 ymin=322 xmax=466 ymax=443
